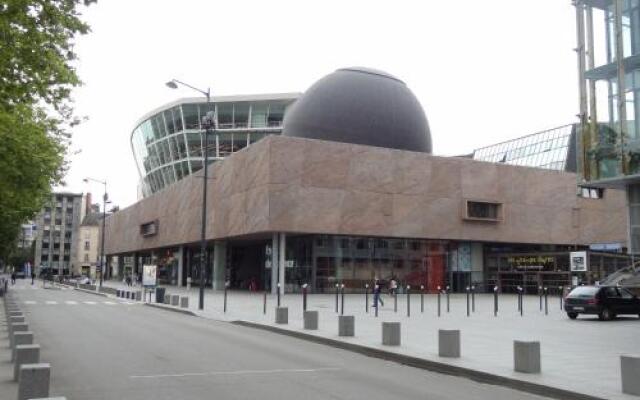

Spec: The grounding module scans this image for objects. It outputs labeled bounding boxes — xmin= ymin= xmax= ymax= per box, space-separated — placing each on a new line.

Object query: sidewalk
xmin=103 ymin=281 xmax=638 ymax=400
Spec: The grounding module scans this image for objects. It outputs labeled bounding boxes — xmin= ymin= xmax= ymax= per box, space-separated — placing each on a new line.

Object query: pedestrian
xmin=373 ymin=281 xmax=384 ymax=308
xmin=389 ymin=277 xmax=398 ymax=296
xmin=11 ymin=271 xmax=16 ymax=285
xmin=31 ymin=271 xmax=35 ymax=285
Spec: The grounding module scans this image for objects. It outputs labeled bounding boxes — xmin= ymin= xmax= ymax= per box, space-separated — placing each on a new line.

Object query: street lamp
xmin=83 ymin=177 xmax=107 ymax=287
xmin=166 ymin=78 xmax=212 ymax=311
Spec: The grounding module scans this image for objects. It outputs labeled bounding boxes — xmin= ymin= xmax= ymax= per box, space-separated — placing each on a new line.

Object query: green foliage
xmin=0 ymin=0 xmax=95 ymax=262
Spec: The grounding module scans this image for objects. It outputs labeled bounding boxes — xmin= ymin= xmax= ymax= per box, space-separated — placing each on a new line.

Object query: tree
xmin=0 ymin=0 xmax=95 ymax=262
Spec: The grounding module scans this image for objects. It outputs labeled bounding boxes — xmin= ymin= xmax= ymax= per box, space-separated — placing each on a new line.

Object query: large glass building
xmin=131 ymin=93 xmax=300 ymax=197
xmin=472 ymin=124 xmax=577 ymax=172
xmin=575 ymin=0 xmax=640 ymax=253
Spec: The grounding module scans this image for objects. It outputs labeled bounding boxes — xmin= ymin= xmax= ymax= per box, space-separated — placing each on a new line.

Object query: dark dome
xmin=283 ymin=67 xmax=432 ymax=153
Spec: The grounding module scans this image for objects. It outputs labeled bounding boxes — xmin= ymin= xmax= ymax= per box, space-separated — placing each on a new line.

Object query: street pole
xmin=166 ymin=80 xmax=211 ymax=311
xmin=99 ymin=183 xmax=106 ymax=287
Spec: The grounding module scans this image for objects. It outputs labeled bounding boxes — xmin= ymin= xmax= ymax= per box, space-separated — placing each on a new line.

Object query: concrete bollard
xmin=116 ymin=289 xmax=121 ymax=297
xmin=14 ymin=344 xmax=40 ymax=381
xmin=303 ymin=311 xmax=319 ymax=330
xmin=10 ymin=315 xmax=25 ymax=324
xmin=10 ymin=322 xmax=28 ymax=348
xmin=12 ymin=331 xmax=34 ymax=361
xmin=9 ymin=310 xmax=23 ymax=317
xmin=514 ymin=341 xmax=541 ymax=373
xmin=275 ymin=307 xmax=288 ymax=324
xmin=136 ymin=291 xmax=142 ymax=301
xmin=438 ymin=329 xmax=461 ymax=358
xmin=127 ymin=291 xmax=132 ymax=299
xmin=180 ymin=296 xmax=189 ymax=308
xmin=164 ymin=294 xmax=171 ymax=304
xmin=338 ymin=315 xmax=355 ymax=337
xmin=17 ymin=363 xmax=50 ymax=400
xmin=171 ymin=294 xmax=180 ymax=306
xmin=382 ymin=322 xmax=401 ymax=346
xmin=621 ymin=355 xmax=640 ymax=395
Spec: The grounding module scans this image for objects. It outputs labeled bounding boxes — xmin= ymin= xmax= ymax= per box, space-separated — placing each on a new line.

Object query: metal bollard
xmin=335 ymin=283 xmax=339 ymax=313
xmin=365 ymin=284 xmax=369 ymax=313
xmin=277 ymin=283 xmax=281 ymax=307
xmin=559 ymin=286 xmax=564 ymax=310
xmin=544 ymin=287 xmax=548 ymax=315
xmin=224 ymin=283 xmax=228 ymax=313
xmin=538 ymin=286 xmax=543 ymax=311
xmin=466 ymin=286 xmax=470 ymax=317
xmin=446 ymin=286 xmax=450 ymax=313
xmin=493 ymin=286 xmax=499 ymax=316
xmin=407 ymin=285 xmax=411 ymax=317
xmin=420 ymin=285 xmax=424 ymax=313
xmin=394 ymin=290 xmax=398 ymax=313
xmin=437 ymin=286 xmax=441 ymax=317
xmin=340 ymin=284 xmax=345 ymax=315
xmin=471 ymin=285 xmax=476 ymax=312
xmin=303 ymin=283 xmax=308 ymax=312
xmin=263 ymin=291 xmax=267 ymax=315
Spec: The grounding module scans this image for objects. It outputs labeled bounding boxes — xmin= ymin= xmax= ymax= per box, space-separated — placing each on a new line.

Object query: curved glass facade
xmin=131 ymin=95 xmax=298 ymax=197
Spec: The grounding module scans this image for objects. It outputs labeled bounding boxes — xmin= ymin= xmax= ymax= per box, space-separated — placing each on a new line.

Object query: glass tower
xmin=576 ymin=0 xmax=640 ymax=253
xmin=131 ymin=93 xmax=299 ymax=197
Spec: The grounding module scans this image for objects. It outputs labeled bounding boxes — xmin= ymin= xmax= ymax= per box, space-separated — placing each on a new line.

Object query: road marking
xmin=83 ymin=301 xmax=97 ymax=305
xmin=119 ymin=302 xmax=133 ymax=305
xmin=65 ymin=301 xmax=78 ymax=305
xmin=24 ymin=300 xmax=36 ymax=305
xmin=45 ymin=301 xmax=57 ymax=305
xmin=103 ymin=301 xmax=116 ymax=305
xmin=130 ymin=367 xmax=341 ymax=380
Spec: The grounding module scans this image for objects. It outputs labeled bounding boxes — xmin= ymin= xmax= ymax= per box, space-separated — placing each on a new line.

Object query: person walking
xmin=373 ymin=281 xmax=384 ymax=308
xmin=389 ymin=277 xmax=398 ymax=296
xmin=11 ymin=271 xmax=16 ymax=285
xmin=31 ymin=271 xmax=36 ymax=285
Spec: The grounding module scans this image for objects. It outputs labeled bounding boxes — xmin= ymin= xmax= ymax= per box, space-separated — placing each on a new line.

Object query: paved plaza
xmin=102 ymin=281 xmax=640 ymax=400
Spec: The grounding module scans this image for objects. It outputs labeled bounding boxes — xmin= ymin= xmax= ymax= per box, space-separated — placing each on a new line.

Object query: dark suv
xmin=565 ymin=286 xmax=640 ymax=320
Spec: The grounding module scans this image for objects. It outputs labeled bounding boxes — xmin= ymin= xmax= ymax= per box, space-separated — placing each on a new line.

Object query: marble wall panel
xmin=428 ymin=157 xmax=462 ymax=199
xmin=391 ymin=151 xmax=431 ymax=195
xmin=301 ymin=139 xmax=351 ymax=189
xmin=391 ymin=194 xmax=428 ymax=238
xmin=339 ymin=190 xmax=393 ymax=236
xmin=461 ymin=161 xmax=502 ymax=201
xmin=268 ymin=136 xmax=305 ymax=184
xmin=347 ymin=146 xmax=395 ymax=193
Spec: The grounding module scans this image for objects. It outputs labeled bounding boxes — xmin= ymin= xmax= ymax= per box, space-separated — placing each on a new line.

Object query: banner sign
xmin=142 ymin=265 xmax=157 ymax=287
xmin=570 ymin=251 xmax=588 ymax=272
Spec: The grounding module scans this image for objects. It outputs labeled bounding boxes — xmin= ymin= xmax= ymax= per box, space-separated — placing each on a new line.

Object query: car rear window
xmin=568 ymin=287 xmax=599 ymax=297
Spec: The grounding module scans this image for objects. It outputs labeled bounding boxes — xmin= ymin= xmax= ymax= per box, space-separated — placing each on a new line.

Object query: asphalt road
xmin=2 ymin=281 xmax=552 ymax=400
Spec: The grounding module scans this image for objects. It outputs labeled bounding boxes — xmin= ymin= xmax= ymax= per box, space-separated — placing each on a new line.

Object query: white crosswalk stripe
xmin=103 ymin=301 xmax=116 ymax=305
xmin=45 ymin=301 xmax=57 ymax=305
xmin=83 ymin=301 xmax=97 ymax=305
xmin=65 ymin=301 xmax=78 ymax=305
xmin=24 ymin=300 xmax=36 ymax=305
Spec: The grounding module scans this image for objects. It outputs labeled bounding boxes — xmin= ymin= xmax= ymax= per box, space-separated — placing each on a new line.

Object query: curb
xmin=73 ymin=288 xmax=108 ymax=297
xmin=143 ymin=303 xmax=197 ymax=316
xmin=231 ymin=320 xmax=606 ymax=400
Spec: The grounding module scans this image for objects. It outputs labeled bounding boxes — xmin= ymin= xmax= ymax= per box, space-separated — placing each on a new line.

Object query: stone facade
xmin=104 ymin=135 xmax=627 ymax=255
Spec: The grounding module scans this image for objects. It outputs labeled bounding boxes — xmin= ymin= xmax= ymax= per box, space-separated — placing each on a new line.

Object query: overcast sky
xmin=60 ymin=0 xmax=579 ymax=209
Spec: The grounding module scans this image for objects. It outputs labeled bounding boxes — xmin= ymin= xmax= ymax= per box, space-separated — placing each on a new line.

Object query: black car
xmin=564 ymin=285 xmax=640 ymax=320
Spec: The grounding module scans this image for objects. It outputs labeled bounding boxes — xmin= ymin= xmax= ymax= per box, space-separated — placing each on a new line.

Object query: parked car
xmin=564 ymin=285 xmax=640 ymax=320
xmin=75 ymin=276 xmax=91 ymax=284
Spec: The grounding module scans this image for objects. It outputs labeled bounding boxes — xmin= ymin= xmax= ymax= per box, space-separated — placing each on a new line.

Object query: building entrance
xmin=228 ymin=241 xmax=268 ymax=291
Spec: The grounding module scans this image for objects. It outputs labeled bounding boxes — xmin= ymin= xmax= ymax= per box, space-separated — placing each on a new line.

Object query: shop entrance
xmin=228 ymin=241 xmax=268 ymax=291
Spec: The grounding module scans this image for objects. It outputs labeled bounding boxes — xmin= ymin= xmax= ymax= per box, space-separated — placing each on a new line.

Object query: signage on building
xmin=507 ymin=256 xmax=555 ymax=270
xmin=570 ymin=251 xmax=588 ymax=272
xmin=142 ymin=264 xmax=157 ymax=287
xmin=589 ymin=243 xmax=622 ymax=252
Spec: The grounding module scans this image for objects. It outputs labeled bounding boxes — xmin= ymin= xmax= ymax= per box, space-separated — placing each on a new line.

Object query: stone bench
xmin=275 ymin=307 xmax=288 ymax=324
xmin=171 ymin=294 xmax=180 ymax=306
xmin=338 ymin=315 xmax=355 ymax=337
xmin=382 ymin=322 xmax=401 ymax=346
xmin=438 ymin=329 xmax=460 ymax=358
xmin=303 ymin=311 xmax=318 ymax=330
xmin=514 ymin=340 xmax=541 ymax=373
xmin=17 ymin=363 xmax=50 ymax=400
xmin=180 ymin=296 xmax=189 ymax=308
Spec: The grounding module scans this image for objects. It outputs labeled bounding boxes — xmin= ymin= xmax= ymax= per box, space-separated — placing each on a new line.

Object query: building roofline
xmin=132 ymin=92 xmax=301 ymax=130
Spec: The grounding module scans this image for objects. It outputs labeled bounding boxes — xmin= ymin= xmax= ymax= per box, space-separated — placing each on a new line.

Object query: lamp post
xmin=83 ymin=177 xmax=107 ymax=287
xmin=166 ymin=79 xmax=212 ymax=311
